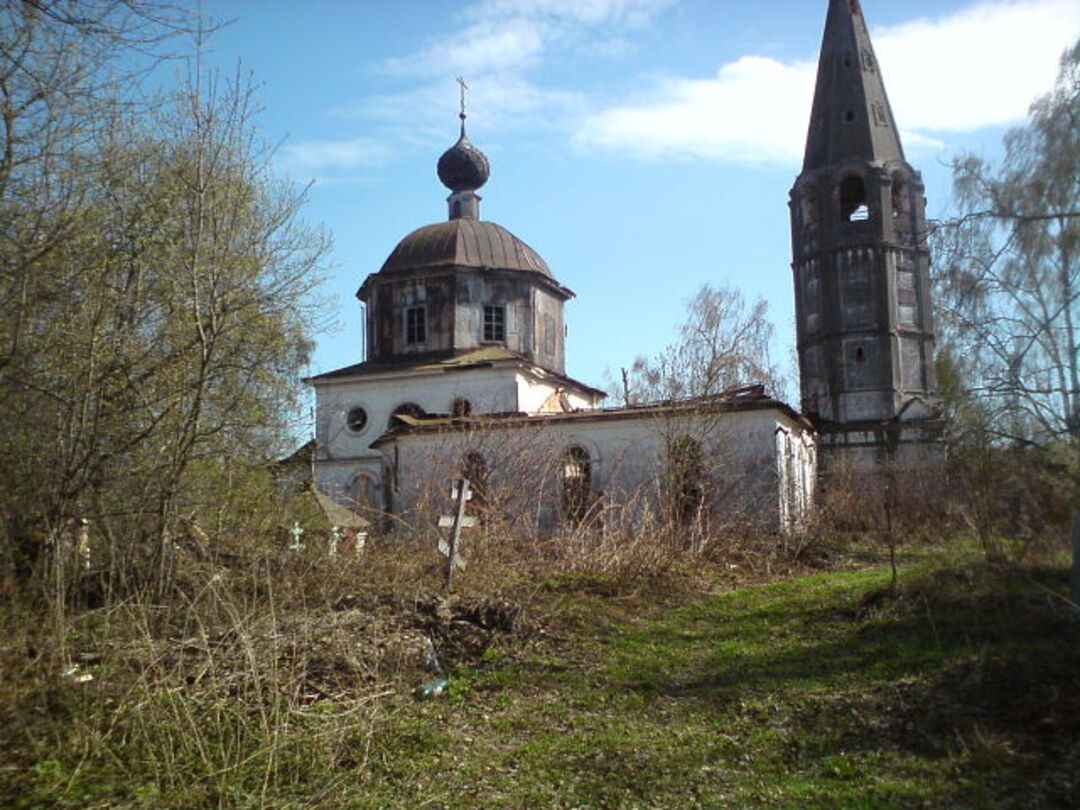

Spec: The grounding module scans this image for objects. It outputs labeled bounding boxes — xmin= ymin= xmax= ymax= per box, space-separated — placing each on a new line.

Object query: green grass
xmin=345 ymin=559 xmax=1079 ymax=809
xmin=4 ymin=549 xmax=1077 ymax=808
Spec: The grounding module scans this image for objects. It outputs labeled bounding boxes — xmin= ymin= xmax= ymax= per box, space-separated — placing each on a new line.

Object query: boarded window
xmin=350 ymin=474 xmax=377 ymax=511
xmin=543 ymin=313 xmax=556 ymax=355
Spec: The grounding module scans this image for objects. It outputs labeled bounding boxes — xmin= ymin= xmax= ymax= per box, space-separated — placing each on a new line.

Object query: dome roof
xmin=379 ymin=218 xmax=552 ymax=277
xmin=437 ymin=135 xmax=490 ymax=192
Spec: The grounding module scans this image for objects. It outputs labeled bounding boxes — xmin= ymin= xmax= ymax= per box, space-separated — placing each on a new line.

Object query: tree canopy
xmin=934 ymin=39 xmax=1079 ymax=449
xmin=0 ymin=2 xmax=330 ymax=582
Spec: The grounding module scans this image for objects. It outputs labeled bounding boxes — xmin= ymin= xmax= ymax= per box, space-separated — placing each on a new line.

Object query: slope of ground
xmin=3 ymin=547 xmax=1077 ymax=808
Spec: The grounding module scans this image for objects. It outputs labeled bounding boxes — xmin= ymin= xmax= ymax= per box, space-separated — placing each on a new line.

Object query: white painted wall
xmin=311 ymin=362 xmax=603 ymax=509
xmin=383 ymin=405 xmax=816 ymax=534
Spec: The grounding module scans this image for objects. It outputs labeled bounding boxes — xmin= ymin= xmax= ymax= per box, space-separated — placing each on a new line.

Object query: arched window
xmin=388 ymin=402 xmax=426 ymax=429
xmin=350 ymin=473 xmax=378 ymax=511
xmin=890 ymin=172 xmax=909 ymax=220
xmin=667 ymin=435 xmax=704 ymax=527
xmin=839 ymin=175 xmax=869 ymax=222
xmin=562 ymin=446 xmax=593 ymax=526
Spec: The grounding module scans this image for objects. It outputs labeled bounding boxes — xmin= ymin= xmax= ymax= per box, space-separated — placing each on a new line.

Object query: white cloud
xmin=876 ymin=0 xmax=1080 ymax=132
xmin=576 ymin=0 xmax=1080 ymax=164
xmin=340 ymin=75 xmax=585 ymax=139
xmin=381 ymin=17 xmax=547 ymax=77
xmin=576 ymin=56 xmax=816 ymax=164
xmin=379 ymin=0 xmax=673 ymax=79
xmin=279 ymin=137 xmax=393 ymax=172
xmin=466 ymin=0 xmax=676 ymax=28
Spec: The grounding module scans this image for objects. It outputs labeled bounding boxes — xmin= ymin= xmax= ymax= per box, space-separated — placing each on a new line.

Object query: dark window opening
xmin=406 ymin=307 xmax=426 ymax=345
xmin=839 ymin=175 xmax=869 ymax=222
xmin=667 ymin=435 xmax=705 ymax=528
xmin=346 ymin=407 xmax=368 ymax=433
xmin=844 ymin=109 xmax=855 ymax=122
xmin=842 ymin=53 xmax=853 ymax=68
xmin=483 ymin=305 xmax=505 ymax=342
xmin=388 ymin=402 xmax=425 ymax=429
xmin=562 ymin=446 xmax=594 ymax=527
xmin=451 ymin=397 xmax=472 ymax=418
xmin=462 ymin=451 xmax=488 ymax=510
xmin=855 ymin=346 xmax=865 ymax=362
xmin=891 ymin=173 xmax=909 ymax=220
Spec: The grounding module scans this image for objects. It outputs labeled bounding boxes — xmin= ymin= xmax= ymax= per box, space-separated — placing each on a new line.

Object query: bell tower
xmin=790 ymin=0 xmax=943 ymax=470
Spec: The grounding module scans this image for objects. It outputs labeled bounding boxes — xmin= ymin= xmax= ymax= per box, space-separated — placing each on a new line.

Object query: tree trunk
xmin=1071 ymin=510 xmax=1080 ymax=618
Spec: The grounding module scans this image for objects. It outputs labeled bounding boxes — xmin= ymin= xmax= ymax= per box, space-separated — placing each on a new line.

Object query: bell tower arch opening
xmin=839 ymin=174 xmax=869 ymax=222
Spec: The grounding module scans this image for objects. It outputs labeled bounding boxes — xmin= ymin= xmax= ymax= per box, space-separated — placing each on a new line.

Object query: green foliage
xmin=0 ymin=7 xmax=330 ymax=591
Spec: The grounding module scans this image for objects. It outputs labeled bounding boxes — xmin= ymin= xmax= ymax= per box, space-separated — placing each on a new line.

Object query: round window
xmin=346 ymin=407 xmax=368 ymax=433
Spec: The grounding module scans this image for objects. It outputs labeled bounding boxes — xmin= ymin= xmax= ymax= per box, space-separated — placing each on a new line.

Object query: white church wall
xmin=313 ymin=364 xmax=602 ymax=510
xmin=314 ymin=367 xmax=523 ymax=463
xmin=314 ymin=456 xmax=386 ymax=513
xmin=381 ymin=405 xmax=815 ymax=535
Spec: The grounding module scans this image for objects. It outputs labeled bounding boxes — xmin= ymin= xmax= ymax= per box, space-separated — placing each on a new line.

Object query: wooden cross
xmin=438 ymin=477 xmax=474 ymax=589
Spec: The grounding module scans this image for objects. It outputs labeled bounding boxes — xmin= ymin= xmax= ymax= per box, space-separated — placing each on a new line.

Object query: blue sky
xmin=199 ymin=0 xmax=1079 ymax=404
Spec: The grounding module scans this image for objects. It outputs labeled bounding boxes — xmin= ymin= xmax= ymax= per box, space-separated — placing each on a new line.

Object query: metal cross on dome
xmin=456 ymin=76 xmax=468 ymax=128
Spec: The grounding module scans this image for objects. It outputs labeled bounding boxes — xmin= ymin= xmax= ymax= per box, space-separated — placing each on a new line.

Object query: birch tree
xmin=934 ymin=40 xmax=1079 ymax=569
xmin=935 ymin=40 xmax=1079 ymax=448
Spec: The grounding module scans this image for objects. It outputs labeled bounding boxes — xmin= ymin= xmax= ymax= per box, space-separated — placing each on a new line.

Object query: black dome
xmin=437 ymin=135 xmax=490 ymax=192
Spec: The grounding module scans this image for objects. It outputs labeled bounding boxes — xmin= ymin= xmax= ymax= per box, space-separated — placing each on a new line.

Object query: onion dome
xmin=437 ymin=133 xmax=490 ymax=193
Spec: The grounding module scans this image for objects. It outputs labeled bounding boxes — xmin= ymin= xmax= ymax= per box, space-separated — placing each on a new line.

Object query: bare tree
xmin=617 ymin=283 xmax=783 ymax=406
xmin=0 ymin=6 xmax=330 ymax=593
xmin=934 ymin=40 xmax=1079 ymax=581
xmin=934 ymin=40 xmax=1078 ymax=448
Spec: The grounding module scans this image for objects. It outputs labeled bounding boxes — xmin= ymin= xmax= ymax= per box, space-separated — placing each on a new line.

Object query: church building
xmin=305 ymin=0 xmax=940 ymax=534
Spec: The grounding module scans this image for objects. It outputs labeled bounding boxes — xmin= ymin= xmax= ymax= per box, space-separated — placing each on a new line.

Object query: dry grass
xmin=0 ymin=489 xmax=900 ymax=809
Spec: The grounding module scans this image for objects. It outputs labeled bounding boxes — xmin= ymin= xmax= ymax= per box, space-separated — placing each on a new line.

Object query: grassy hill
xmin=3 ymin=542 xmax=1077 ymax=808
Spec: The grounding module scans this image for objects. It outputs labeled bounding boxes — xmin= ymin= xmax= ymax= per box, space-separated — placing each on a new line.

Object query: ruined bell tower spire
xmin=802 ymin=0 xmax=905 ymax=172
xmin=790 ymin=0 xmax=943 ymax=473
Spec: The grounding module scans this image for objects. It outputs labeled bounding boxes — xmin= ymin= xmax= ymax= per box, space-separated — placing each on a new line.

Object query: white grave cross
xmin=438 ymin=477 xmax=474 ymax=588
xmin=288 ymin=521 xmax=305 ymax=553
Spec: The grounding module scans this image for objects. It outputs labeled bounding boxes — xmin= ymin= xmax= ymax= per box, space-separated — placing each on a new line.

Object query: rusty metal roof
xmin=379 ymin=218 xmax=552 ymax=277
xmin=370 ymin=386 xmax=810 ymax=448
